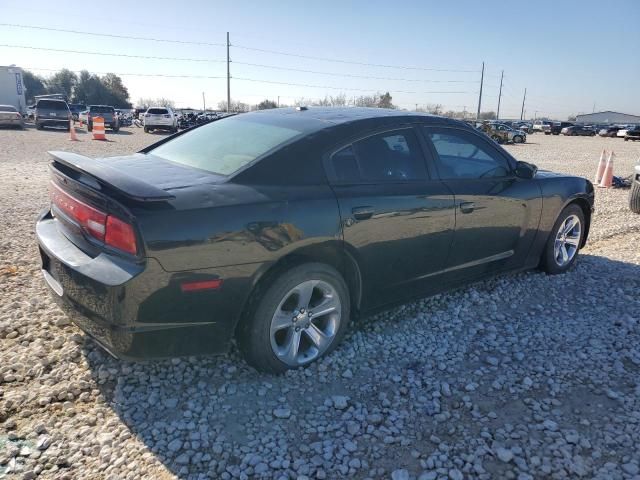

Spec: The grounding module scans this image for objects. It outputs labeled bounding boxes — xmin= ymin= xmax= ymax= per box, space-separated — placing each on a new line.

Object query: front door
xmin=326 ymin=127 xmax=456 ymax=307
xmin=421 ymin=126 xmax=541 ymax=278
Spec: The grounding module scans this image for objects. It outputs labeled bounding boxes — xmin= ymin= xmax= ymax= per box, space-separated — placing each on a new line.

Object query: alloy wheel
xmin=553 ymin=214 xmax=581 ymax=267
xmin=269 ymin=280 xmax=341 ymax=367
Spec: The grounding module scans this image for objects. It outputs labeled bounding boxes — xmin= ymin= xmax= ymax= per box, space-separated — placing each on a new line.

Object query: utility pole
xmin=202 ymin=92 xmax=206 ymax=112
xmin=277 ymin=96 xmax=280 ymax=108
xmin=496 ymin=70 xmax=504 ymax=120
xmin=415 ymin=103 xmax=418 ymax=111
xmin=463 ymin=106 xmax=467 ymax=119
xmin=226 ymin=32 xmax=231 ymax=113
xmin=520 ymin=87 xmax=527 ymax=120
xmin=476 ymin=61 xmax=484 ymax=120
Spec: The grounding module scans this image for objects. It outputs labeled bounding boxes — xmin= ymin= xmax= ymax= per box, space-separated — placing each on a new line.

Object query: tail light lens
xmin=163 ymin=114 xmax=170 ymax=118
xmin=50 ymin=182 xmax=138 ymax=255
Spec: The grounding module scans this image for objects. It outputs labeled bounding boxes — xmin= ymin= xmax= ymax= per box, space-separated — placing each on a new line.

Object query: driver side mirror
xmin=515 ymin=161 xmax=537 ymax=179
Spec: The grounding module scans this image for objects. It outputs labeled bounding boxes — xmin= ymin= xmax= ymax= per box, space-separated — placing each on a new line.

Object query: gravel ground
xmin=1 ymin=125 xmax=639 ymax=480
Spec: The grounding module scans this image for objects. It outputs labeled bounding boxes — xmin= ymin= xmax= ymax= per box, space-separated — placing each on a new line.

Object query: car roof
xmin=243 ymin=107 xmax=467 ymax=132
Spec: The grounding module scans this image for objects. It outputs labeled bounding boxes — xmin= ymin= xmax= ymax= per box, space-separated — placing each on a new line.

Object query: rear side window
xmin=37 ymin=100 xmax=69 ymax=111
xmin=148 ymin=108 xmax=168 ymax=114
xmin=331 ymin=129 xmax=427 ymax=183
xmin=149 ymin=115 xmax=304 ymax=176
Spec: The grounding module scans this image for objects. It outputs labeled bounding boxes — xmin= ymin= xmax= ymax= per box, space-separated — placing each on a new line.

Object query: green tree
xmin=22 ymin=71 xmax=47 ymax=103
xmin=479 ymin=111 xmax=496 ymax=120
xmin=45 ymin=68 xmax=77 ymax=99
xmin=257 ymin=99 xmax=277 ymax=110
xmin=377 ymin=92 xmax=394 ymax=109
xmin=102 ymin=73 xmax=132 ymax=108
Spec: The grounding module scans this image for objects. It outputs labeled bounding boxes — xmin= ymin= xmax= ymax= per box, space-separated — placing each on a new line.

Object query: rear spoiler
xmin=48 ymin=151 xmax=175 ymax=202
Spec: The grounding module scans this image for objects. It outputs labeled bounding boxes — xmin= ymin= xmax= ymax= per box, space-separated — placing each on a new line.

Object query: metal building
xmin=0 ymin=65 xmax=27 ymax=114
xmin=575 ymin=111 xmax=640 ymax=125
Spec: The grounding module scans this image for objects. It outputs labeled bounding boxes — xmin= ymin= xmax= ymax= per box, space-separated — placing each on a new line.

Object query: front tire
xmin=513 ymin=135 xmax=524 ymax=144
xmin=541 ymin=204 xmax=585 ymax=274
xmin=237 ymin=263 xmax=350 ymax=373
xmin=630 ymin=181 xmax=640 ymax=214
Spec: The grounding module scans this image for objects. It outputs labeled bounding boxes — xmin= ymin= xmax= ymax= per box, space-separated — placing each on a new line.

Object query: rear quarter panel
xmin=525 ymin=172 xmax=594 ymax=265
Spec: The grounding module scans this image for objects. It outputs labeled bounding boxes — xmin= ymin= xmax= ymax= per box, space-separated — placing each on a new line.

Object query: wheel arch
xmin=563 ymin=196 xmax=592 ymax=248
xmin=234 ymin=241 xmax=363 ymax=337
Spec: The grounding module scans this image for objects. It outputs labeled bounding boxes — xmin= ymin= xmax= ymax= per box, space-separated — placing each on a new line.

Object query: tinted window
xmin=36 ymin=100 xmax=68 ymax=111
xmin=426 ymin=129 xmax=511 ymax=179
xmin=89 ymin=106 xmax=113 ymax=113
xmin=150 ymin=115 xmax=303 ymax=176
xmin=331 ymin=129 xmax=426 ymax=183
xmin=148 ymin=108 xmax=168 ymax=114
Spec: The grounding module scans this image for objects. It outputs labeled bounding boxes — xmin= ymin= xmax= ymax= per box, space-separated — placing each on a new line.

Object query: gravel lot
xmin=1 ymin=125 xmax=639 ymax=480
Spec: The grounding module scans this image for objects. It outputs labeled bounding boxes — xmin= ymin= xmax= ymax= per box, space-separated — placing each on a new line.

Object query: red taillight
xmin=105 ymin=216 xmax=137 ymax=255
xmin=50 ymin=182 xmax=106 ymax=241
xmin=50 ymin=182 xmax=138 ymax=255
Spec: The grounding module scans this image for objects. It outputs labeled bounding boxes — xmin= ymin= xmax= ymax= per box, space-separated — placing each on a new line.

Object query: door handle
xmin=459 ymin=202 xmax=475 ymax=214
xmin=352 ymin=206 xmax=374 ymax=220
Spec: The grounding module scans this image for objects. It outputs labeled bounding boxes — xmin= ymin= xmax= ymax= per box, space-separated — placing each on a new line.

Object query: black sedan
xmin=37 ymin=108 xmax=594 ymax=372
xmin=561 ymin=125 xmax=596 ymax=136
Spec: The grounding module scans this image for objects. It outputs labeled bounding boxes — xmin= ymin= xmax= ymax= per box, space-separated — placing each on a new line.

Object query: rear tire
xmin=144 ymin=126 xmax=149 ymax=133
xmin=541 ymin=204 xmax=585 ymax=275
xmin=87 ymin=123 xmax=93 ymax=132
xmin=36 ymin=122 xmax=42 ymax=130
xmin=237 ymin=263 xmax=351 ymax=373
xmin=490 ymin=134 xmax=502 ymax=144
xmin=513 ymin=135 xmax=524 ymax=144
xmin=630 ymin=181 xmax=640 ymax=214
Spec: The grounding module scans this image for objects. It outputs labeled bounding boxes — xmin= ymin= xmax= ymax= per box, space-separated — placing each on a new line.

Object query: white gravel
xmin=1 ymin=125 xmax=640 ymax=480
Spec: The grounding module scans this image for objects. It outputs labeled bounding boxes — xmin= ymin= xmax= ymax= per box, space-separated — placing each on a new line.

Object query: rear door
xmin=421 ymin=126 xmax=541 ymax=279
xmin=326 ymin=127 xmax=456 ymax=308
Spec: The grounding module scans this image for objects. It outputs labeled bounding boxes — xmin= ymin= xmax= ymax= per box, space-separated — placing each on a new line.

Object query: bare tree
xmin=137 ymin=97 xmax=175 ymax=109
xmin=217 ymin=99 xmax=250 ymax=112
xmin=426 ymin=104 xmax=443 ymax=115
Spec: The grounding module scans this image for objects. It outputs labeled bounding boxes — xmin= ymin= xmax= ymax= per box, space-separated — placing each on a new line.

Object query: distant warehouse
xmin=576 ymin=111 xmax=640 ymax=125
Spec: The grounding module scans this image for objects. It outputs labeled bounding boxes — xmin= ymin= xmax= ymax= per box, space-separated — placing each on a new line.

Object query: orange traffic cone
xmin=92 ymin=116 xmax=107 ymax=141
xmin=68 ymin=119 xmax=79 ymax=141
xmin=594 ymin=149 xmax=607 ymax=185
xmin=78 ymin=118 xmax=83 ymax=128
xmin=599 ymin=151 xmax=614 ymax=188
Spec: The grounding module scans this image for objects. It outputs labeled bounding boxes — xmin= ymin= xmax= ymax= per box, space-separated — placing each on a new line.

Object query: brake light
xmin=50 ymin=182 xmax=138 ymax=255
xmin=105 ymin=216 xmax=137 ymax=255
xmin=163 ymin=114 xmax=170 ymax=118
xmin=50 ymin=182 xmax=106 ymax=240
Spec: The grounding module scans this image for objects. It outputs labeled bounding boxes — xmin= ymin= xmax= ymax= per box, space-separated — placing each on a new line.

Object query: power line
xmin=1 ymin=22 xmax=480 ymax=74
xmin=232 ymin=44 xmax=479 ymax=73
xmin=24 ymin=66 xmax=469 ymax=94
xmin=0 ymin=43 xmax=226 ymax=63
xmin=234 ymin=76 xmax=470 ymax=94
xmin=0 ymin=23 xmax=226 ymax=47
xmin=233 ymin=61 xmax=478 ymax=83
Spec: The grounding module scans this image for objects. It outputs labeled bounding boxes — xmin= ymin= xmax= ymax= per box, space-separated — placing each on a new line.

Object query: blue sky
xmin=1 ymin=0 xmax=638 ymax=119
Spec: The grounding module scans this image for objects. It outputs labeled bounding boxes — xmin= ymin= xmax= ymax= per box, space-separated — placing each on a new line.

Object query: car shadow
xmin=79 ymin=253 xmax=640 ymax=478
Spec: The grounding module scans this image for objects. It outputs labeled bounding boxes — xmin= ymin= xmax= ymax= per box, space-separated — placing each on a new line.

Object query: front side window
xmin=425 ymin=128 xmax=511 ymax=179
xmin=331 ymin=129 xmax=427 ymax=183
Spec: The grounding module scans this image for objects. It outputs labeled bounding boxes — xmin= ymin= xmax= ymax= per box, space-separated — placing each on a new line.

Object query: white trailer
xmin=0 ymin=65 xmax=27 ymax=115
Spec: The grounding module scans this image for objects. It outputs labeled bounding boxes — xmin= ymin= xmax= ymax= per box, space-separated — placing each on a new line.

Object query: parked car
xmin=534 ymin=120 xmax=553 ymax=133
xmin=80 ymin=105 xmax=120 ymax=132
xmin=561 ymin=126 xmax=596 ymax=136
xmin=617 ymin=126 xmax=632 ymax=138
xmin=479 ymin=122 xmax=526 ymax=144
xmin=0 ymin=104 xmax=25 ymax=128
xmin=68 ymin=103 xmax=87 ymax=121
xmin=547 ymin=122 xmax=573 ymax=135
xmin=624 ymin=126 xmax=640 ymax=141
xmin=631 ymin=164 xmax=640 ymax=213
xmin=598 ymin=126 xmax=621 ymax=137
xmin=34 ymin=98 xmax=71 ymax=130
xmin=143 ymin=107 xmax=178 ymax=133
xmin=36 ymin=108 xmax=595 ymax=372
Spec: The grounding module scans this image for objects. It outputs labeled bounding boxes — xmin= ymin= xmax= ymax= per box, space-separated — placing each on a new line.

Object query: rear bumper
xmin=37 ymin=118 xmax=69 ymax=126
xmin=36 ymin=211 xmax=244 ymax=360
xmin=0 ymin=119 xmax=24 ymax=126
xmin=145 ymin=123 xmax=175 ymax=130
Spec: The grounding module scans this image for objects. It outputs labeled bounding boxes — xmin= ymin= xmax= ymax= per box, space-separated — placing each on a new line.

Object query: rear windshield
xmin=37 ymin=100 xmax=69 ymax=111
xmin=149 ymin=115 xmax=303 ymax=175
xmin=89 ymin=106 xmax=114 ymax=113
xmin=0 ymin=105 xmax=17 ymax=112
xmin=148 ymin=108 xmax=168 ymax=114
